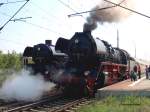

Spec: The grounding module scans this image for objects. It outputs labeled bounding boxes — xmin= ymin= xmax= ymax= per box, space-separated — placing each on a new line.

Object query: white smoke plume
xmin=84 ymin=0 xmax=135 ymax=31
xmin=51 ymin=69 xmax=64 ymax=83
xmin=50 ymin=69 xmax=75 ymax=84
xmin=0 ymin=69 xmax=55 ymax=102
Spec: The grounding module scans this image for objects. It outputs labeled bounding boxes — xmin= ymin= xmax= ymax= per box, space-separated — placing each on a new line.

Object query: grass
xmin=76 ymin=96 xmax=150 ymax=112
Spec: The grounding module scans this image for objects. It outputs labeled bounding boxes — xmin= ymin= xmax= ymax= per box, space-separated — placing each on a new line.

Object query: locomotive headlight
xmin=45 ymin=71 xmax=49 ymax=74
xmin=75 ymin=39 xmax=79 ymax=44
xmin=38 ymin=47 xmax=40 ymax=51
xmin=84 ymin=71 xmax=90 ymax=76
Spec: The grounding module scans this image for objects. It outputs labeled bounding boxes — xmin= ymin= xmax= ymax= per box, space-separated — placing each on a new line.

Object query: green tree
xmin=0 ymin=50 xmax=23 ymax=70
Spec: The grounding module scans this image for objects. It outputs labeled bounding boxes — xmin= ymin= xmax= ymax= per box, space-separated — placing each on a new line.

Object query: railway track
xmin=0 ymin=94 xmax=64 ymax=112
xmin=0 ymin=95 xmax=94 ymax=112
xmin=47 ymin=97 xmax=94 ymax=112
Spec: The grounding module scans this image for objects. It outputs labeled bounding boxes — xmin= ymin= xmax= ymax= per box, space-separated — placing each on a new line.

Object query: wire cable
xmin=30 ymin=1 xmax=59 ymax=20
xmin=104 ymin=0 xmax=150 ymax=18
xmin=10 ymin=17 xmax=32 ymax=22
xmin=57 ymin=0 xmax=77 ymax=13
xmin=0 ymin=0 xmax=26 ymax=6
xmin=30 ymin=1 xmax=71 ymax=29
xmin=68 ymin=0 xmax=126 ymax=17
xmin=19 ymin=20 xmax=67 ymax=37
xmin=0 ymin=11 xmax=66 ymax=37
xmin=68 ymin=6 xmax=117 ymax=17
xmin=0 ymin=0 xmax=30 ymax=31
xmin=56 ymin=0 xmax=86 ymax=20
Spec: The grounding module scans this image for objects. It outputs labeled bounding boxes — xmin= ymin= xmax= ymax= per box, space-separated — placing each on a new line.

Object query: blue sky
xmin=0 ymin=0 xmax=86 ymax=52
xmin=0 ymin=0 xmax=150 ymax=61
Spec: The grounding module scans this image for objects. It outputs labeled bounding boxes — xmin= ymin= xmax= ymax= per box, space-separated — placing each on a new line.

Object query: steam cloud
xmin=84 ymin=0 xmax=134 ymax=31
xmin=0 ymin=69 xmax=55 ymax=102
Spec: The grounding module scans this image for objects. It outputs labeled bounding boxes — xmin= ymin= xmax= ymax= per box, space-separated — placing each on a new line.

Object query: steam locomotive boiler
xmin=56 ymin=31 xmax=129 ymax=66
xmin=23 ymin=40 xmax=67 ymax=80
xmin=55 ymin=31 xmax=131 ymax=96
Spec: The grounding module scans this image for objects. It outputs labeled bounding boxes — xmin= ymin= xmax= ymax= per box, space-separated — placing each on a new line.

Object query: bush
xmin=0 ymin=50 xmax=23 ymax=71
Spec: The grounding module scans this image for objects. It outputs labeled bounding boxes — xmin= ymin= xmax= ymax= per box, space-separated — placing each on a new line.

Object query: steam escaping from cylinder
xmin=83 ymin=0 xmax=135 ymax=32
xmin=0 ymin=69 xmax=55 ymax=102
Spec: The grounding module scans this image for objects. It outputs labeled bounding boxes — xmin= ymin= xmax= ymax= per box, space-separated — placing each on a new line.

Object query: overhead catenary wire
xmin=56 ymin=0 xmax=78 ymax=13
xmin=0 ymin=0 xmax=26 ymax=6
xmin=30 ymin=1 xmax=60 ymax=21
xmin=0 ymin=0 xmax=71 ymax=33
xmin=0 ymin=12 xmax=31 ymax=41
xmin=103 ymin=0 xmax=150 ymax=18
xmin=68 ymin=6 xmax=117 ymax=17
xmin=56 ymin=0 xmax=86 ymax=20
xmin=0 ymin=11 xmax=66 ymax=37
xmin=0 ymin=0 xmax=30 ymax=31
xmin=68 ymin=0 xmax=127 ymax=17
xmin=20 ymin=20 xmax=66 ymax=37
xmin=68 ymin=0 xmax=150 ymax=19
xmin=10 ymin=17 xmax=32 ymax=22
xmin=30 ymin=1 xmax=70 ymax=28
xmin=0 ymin=0 xmax=84 ymax=36
xmin=0 ymin=12 xmax=64 ymax=47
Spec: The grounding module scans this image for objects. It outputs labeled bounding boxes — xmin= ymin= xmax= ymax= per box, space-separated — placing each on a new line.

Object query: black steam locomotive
xmin=53 ymin=31 xmax=132 ymax=96
xmin=23 ymin=40 xmax=67 ymax=80
xmin=23 ymin=31 xmax=140 ymax=96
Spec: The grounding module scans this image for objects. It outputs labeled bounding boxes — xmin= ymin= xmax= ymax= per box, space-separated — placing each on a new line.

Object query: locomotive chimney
xmin=83 ymin=28 xmax=92 ymax=36
xmin=45 ymin=40 xmax=52 ymax=46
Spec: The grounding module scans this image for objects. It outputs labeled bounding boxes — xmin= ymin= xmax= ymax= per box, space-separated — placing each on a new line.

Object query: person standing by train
xmin=131 ymin=66 xmax=137 ymax=81
xmin=130 ymin=70 xmax=134 ymax=81
xmin=148 ymin=65 xmax=150 ymax=80
xmin=137 ymin=65 xmax=141 ymax=79
xmin=145 ymin=65 xmax=148 ymax=79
